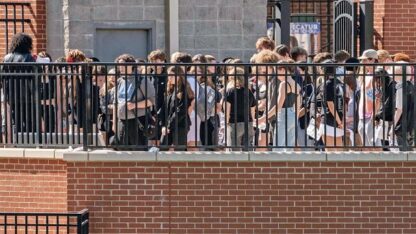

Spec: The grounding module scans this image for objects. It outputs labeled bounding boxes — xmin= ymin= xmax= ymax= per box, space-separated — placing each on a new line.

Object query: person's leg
xmin=199 ymin=121 xmax=207 ymax=147
xmin=126 ymin=119 xmax=139 ymax=150
xmin=247 ymin=123 xmax=255 ymax=150
xmin=257 ymin=131 xmax=268 ymax=151
xmin=210 ymin=116 xmax=219 ymax=148
xmin=274 ymin=112 xmax=286 ymax=151
xmin=226 ymin=124 xmax=235 ymax=151
xmin=322 ymin=135 xmax=342 ymax=152
xmin=286 ymin=110 xmax=296 ymax=151
xmin=358 ymin=119 xmax=366 ymax=147
xmin=136 ymin=116 xmax=149 ymax=150
xmin=236 ymin=122 xmax=245 ymax=150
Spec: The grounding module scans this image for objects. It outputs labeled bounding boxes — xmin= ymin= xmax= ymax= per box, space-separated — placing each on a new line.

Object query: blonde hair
xmin=148 ymin=49 xmax=166 ymax=62
xmin=377 ymin=50 xmax=390 ymax=62
xmin=255 ymin=37 xmax=275 ymax=51
xmin=205 ymin=55 xmax=216 ymax=63
xmin=255 ymin=50 xmax=279 ymax=63
xmin=226 ymin=67 xmax=245 ymax=92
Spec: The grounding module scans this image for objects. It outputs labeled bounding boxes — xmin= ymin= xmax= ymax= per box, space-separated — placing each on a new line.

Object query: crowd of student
xmin=1 ymin=33 xmax=415 ymax=151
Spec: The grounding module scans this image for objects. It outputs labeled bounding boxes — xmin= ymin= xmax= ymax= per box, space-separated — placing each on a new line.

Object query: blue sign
xmin=290 ymin=22 xmax=321 ymax=34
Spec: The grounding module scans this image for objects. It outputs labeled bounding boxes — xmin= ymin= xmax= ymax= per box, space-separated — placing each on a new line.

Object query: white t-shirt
xmin=395 ymin=82 xmax=403 ymax=110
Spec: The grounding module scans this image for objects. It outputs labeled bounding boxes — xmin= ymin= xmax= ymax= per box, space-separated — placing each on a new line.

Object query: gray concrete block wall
xmin=47 ymin=0 xmax=166 ymax=60
xmin=47 ymin=0 xmax=267 ymax=61
xmin=178 ymin=0 xmax=267 ymax=61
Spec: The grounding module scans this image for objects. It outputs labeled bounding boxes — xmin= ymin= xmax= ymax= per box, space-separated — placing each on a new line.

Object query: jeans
xmin=297 ymin=126 xmax=314 ymax=150
xmin=226 ymin=122 xmax=254 ymax=151
xmin=358 ymin=118 xmax=374 ymax=147
xmin=274 ymin=107 xmax=296 ymax=151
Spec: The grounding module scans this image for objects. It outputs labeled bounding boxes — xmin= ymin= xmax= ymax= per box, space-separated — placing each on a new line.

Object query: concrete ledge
xmin=0 ymin=148 xmax=25 ymax=158
xmin=327 ymin=151 xmax=408 ymax=161
xmin=24 ymin=149 xmax=56 ymax=159
xmin=408 ymin=152 xmax=416 ymax=161
xmin=250 ymin=151 xmax=327 ymax=161
xmin=0 ymin=148 xmax=412 ymax=162
xmin=63 ymin=151 xmax=89 ymax=161
xmin=55 ymin=149 xmax=72 ymax=159
xmin=89 ymin=150 xmax=156 ymax=161
xmin=157 ymin=151 xmax=250 ymax=161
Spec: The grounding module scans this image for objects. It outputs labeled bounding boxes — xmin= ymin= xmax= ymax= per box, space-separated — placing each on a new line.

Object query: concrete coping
xmin=0 ymin=148 xmax=413 ymax=162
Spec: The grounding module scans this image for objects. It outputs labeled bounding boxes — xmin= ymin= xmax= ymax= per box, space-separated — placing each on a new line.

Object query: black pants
xmin=199 ymin=116 xmax=219 ymax=150
xmin=117 ymin=116 xmax=148 ymax=150
xmin=41 ymin=105 xmax=56 ymax=132
xmin=11 ymin=102 xmax=35 ymax=133
xmin=162 ymin=126 xmax=188 ymax=150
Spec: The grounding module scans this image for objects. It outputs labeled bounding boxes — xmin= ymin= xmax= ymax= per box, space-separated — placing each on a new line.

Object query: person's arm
xmin=225 ymin=101 xmax=231 ymax=124
xmin=393 ymin=88 xmax=403 ymax=126
xmin=327 ymin=101 xmax=343 ymax=128
xmin=394 ymin=108 xmax=403 ymax=126
xmin=127 ymin=77 xmax=155 ymax=110
xmin=296 ymin=84 xmax=302 ymax=118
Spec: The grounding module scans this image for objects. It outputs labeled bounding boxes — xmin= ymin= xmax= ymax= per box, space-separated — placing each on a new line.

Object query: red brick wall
xmin=0 ymin=158 xmax=416 ymax=233
xmin=67 ymin=161 xmax=416 ymax=234
xmin=374 ymin=0 xmax=416 ymax=59
xmin=0 ymin=0 xmax=46 ymax=57
xmin=0 ymin=158 xmax=67 ymax=212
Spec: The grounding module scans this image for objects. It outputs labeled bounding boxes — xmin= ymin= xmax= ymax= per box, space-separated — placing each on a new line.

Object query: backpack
xmin=395 ymin=80 xmax=415 ymax=134
xmin=197 ymin=83 xmax=216 ymax=122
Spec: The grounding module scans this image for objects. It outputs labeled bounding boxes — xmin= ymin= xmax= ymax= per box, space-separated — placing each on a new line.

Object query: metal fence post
xmin=243 ymin=66 xmax=249 ymax=152
xmin=401 ymin=64 xmax=408 ymax=151
xmin=34 ymin=65 xmax=41 ymax=145
xmin=83 ymin=64 xmax=92 ymax=150
xmin=77 ymin=214 xmax=82 ymax=234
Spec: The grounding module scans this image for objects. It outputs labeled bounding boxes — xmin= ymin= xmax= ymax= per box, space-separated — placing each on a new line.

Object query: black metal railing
xmin=0 ymin=209 xmax=89 ymax=234
xmin=0 ymin=62 xmax=415 ymax=151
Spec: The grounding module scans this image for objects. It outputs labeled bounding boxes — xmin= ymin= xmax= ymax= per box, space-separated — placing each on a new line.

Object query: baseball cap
xmin=358 ymin=49 xmax=378 ymax=60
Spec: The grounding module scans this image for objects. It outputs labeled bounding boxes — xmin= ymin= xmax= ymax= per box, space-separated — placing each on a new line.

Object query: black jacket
xmin=1 ymin=53 xmax=36 ymax=105
xmin=159 ymin=90 xmax=191 ymax=131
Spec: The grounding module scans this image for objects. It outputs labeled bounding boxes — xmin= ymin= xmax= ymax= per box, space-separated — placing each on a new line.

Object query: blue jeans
xmin=274 ymin=107 xmax=296 ymax=151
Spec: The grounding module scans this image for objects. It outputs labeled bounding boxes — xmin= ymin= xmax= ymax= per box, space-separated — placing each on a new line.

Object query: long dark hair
xmin=166 ymin=66 xmax=195 ymax=100
xmin=9 ymin=33 xmax=33 ymax=54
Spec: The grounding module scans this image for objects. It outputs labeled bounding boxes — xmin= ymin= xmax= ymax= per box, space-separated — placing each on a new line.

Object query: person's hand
xmin=337 ymin=122 xmax=344 ymax=130
xmin=257 ymin=117 xmax=266 ymax=125
xmin=161 ymin=127 xmax=169 ymax=136
xmin=258 ymin=100 xmax=266 ymax=110
xmin=127 ymin=102 xmax=136 ymax=110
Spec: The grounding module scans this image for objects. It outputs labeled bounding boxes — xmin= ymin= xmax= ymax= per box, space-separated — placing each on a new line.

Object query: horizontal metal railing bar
xmin=0 ymin=19 xmax=31 ymax=22
xmin=0 ymin=223 xmax=78 ymax=227
xmin=0 ymin=210 xmax=88 ymax=216
xmin=0 ymin=2 xmax=31 ymax=6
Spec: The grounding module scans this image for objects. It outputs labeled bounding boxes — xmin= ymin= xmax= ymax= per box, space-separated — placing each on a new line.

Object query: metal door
xmin=333 ymin=0 xmax=357 ymax=57
xmin=94 ymin=29 xmax=150 ymax=62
